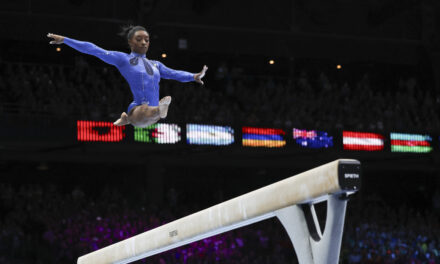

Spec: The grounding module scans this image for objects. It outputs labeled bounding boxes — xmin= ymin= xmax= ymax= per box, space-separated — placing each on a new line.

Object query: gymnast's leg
xmin=128 ymin=104 xmax=160 ymax=127
xmin=113 ymin=96 xmax=172 ymax=127
xmin=158 ymin=96 xmax=172 ymax=119
xmin=113 ymin=112 xmax=130 ymax=126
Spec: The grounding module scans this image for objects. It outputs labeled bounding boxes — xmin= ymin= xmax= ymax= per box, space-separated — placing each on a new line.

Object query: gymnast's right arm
xmin=47 ymin=33 xmax=124 ymax=67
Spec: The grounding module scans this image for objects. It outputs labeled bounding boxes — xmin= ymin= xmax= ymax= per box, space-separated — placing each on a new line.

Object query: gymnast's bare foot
xmin=159 ymin=96 xmax=172 ymax=119
xmin=113 ymin=112 xmax=130 ymax=126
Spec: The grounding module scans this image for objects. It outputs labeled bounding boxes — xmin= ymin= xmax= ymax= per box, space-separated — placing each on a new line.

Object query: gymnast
xmin=47 ymin=25 xmax=207 ymax=127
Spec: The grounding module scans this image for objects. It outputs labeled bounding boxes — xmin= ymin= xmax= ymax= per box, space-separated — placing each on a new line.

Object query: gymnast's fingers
xmin=47 ymin=33 xmax=64 ymax=44
xmin=47 ymin=33 xmax=56 ymax=44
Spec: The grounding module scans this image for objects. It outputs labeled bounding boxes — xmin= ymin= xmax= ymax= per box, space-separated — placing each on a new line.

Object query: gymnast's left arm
xmin=47 ymin=33 xmax=125 ymax=67
xmin=157 ymin=61 xmax=208 ymax=85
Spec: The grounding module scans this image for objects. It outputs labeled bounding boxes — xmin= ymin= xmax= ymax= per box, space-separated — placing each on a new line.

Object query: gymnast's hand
xmin=194 ymin=65 xmax=208 ymax=85
xmin=47 ymin=33 xmax=65 ymax=44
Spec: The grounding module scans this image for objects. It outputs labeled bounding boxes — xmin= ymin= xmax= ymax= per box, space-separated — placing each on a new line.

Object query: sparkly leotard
xmin=64 ymin=37 xmax=195 ymax=113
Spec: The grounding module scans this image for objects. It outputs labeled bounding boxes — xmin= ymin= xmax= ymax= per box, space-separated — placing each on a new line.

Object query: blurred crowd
xmin=1 ymin=182 xmax=440 ymax=264
xmin=1 ymin=58 xmax=439 ymax=131
xmin=343 ymin=197 xmax=440 ymax=264
xmin=0 ymin=183 xmax=292 ymax=264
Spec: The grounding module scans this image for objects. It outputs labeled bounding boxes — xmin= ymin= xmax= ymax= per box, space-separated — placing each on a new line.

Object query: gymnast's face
xmin=129 ymin=30 xmax=150 ymax=55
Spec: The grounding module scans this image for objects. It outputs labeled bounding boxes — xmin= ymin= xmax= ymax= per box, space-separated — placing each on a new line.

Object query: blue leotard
xmin=63 ymin=37 xmax=195 ymax=113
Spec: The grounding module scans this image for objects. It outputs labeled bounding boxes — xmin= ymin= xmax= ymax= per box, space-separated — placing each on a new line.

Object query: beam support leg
xmin=275 ymin=194 xmax=348 ymax=264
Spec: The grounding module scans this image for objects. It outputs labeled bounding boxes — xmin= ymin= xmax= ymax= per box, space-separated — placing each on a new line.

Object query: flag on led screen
xmin=77 ymin=121 xmax=125 ymax=142
xmin=343 ymin=131 xmax=384 ymax=151
xmin=186 ymin=124 xmax=234 ymax=145
xmin=390 ymin=133 xmax=432 ymax=153
xmin=242 ymin=127 xmax=286 ymax=148
xmin=134 ymin=123 xmax=181 ymax=144
xmin=293 ymin=128 xmax=333 ymax=148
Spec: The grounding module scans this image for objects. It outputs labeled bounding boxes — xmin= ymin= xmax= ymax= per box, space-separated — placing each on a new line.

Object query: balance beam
xmin=78 ymin=159 xmax=361 ymax=264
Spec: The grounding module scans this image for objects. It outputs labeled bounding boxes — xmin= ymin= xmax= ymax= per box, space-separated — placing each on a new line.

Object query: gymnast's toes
xmin=113 ymin=112 xmax=129 ymax=126
xmin=159 ymin=96 xmax=172 ymax=119
xmin=159 ymin=96 xmax=172 ymax=106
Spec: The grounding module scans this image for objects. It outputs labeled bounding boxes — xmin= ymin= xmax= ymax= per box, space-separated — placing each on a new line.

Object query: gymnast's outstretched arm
xmin=47 ymin=33 xmax=125 ymax=67
xmin=157 ymin=61 xmax=208 ymax=85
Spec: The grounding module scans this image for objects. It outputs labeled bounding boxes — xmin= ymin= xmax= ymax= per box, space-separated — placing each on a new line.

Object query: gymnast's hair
xmin=118 ymin=25 xmax=148 ymax=40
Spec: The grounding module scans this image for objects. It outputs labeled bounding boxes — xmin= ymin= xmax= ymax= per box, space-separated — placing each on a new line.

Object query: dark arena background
xmin=1 ymin=0 xmax=440 ymax=263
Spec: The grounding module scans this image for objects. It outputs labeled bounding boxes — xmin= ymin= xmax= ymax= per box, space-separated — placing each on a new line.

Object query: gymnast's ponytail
xmin=118 ymin=25 xmax=148 ymax=40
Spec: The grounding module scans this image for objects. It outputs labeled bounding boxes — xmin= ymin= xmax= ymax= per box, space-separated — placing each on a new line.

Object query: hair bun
xmin=118 ymin=25 xmax=147 ymax=40
xmin=118 ymin=25 xmax=135 ymax=38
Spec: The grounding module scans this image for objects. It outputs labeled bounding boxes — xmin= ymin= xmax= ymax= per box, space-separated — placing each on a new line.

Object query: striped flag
xmin=242 ymin=127 xmax=286 ymax=148
xmin=390 ymin=133 xmax=432 ymax=153
xmin=186 ymin=124 xmax=234 ymax=145
xmin=293 ymin=128 xmax=333 ymax=149
xmin=134 ymin=123 xmax=181 ymax=144
xmin=343 ymin=131 xmax=384 ymax=151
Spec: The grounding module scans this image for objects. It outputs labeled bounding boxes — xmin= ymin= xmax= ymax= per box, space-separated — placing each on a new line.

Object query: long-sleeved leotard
xmin=63 ymin=37 xmax=195 ymax=113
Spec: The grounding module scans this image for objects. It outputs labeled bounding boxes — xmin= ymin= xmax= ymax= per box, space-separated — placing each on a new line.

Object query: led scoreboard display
xmin=75 ymin=120 xmax=437 ymax=154
xmin=242 ymin=127 xmax=286 ymax=148
xmin=390 ymin=133 xmax=432 ymax=153
xmin=343 ymin=131 xmax=384 ymax=151
xmin=134 ymin=124 xmax=181 ymax=144
xmin=293 ymin=128 xmax=333 ymax=149
xmin=187 ymin=124 xmax=234 ymax=146
xmin=77 ymin=121 xmax=125 ymax=142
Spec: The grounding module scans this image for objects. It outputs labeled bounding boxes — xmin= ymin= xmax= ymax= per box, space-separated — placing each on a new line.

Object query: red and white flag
xmin=343 ymin=131 xmax=384 ymax=151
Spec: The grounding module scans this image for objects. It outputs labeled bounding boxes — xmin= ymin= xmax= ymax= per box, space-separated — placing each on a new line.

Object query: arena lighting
xmin=77 ymin=159 xmax=361 ymax=264
xmin=77 ymin=121 xmax=125 ymax=142
xmin=56 ymin=47 xmax=61 ymax=52
xmin=269 ymin=59 xmax=275 ymax=65
xmin=161 ymin=53 xmax=167 ymax=58
xmin=336 ymin=64 xmax=342 ymax=70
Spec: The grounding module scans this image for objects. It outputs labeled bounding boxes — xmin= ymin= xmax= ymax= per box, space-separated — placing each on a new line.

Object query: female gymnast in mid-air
xmin=47 ymin=25 xmax=208 ymax=127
